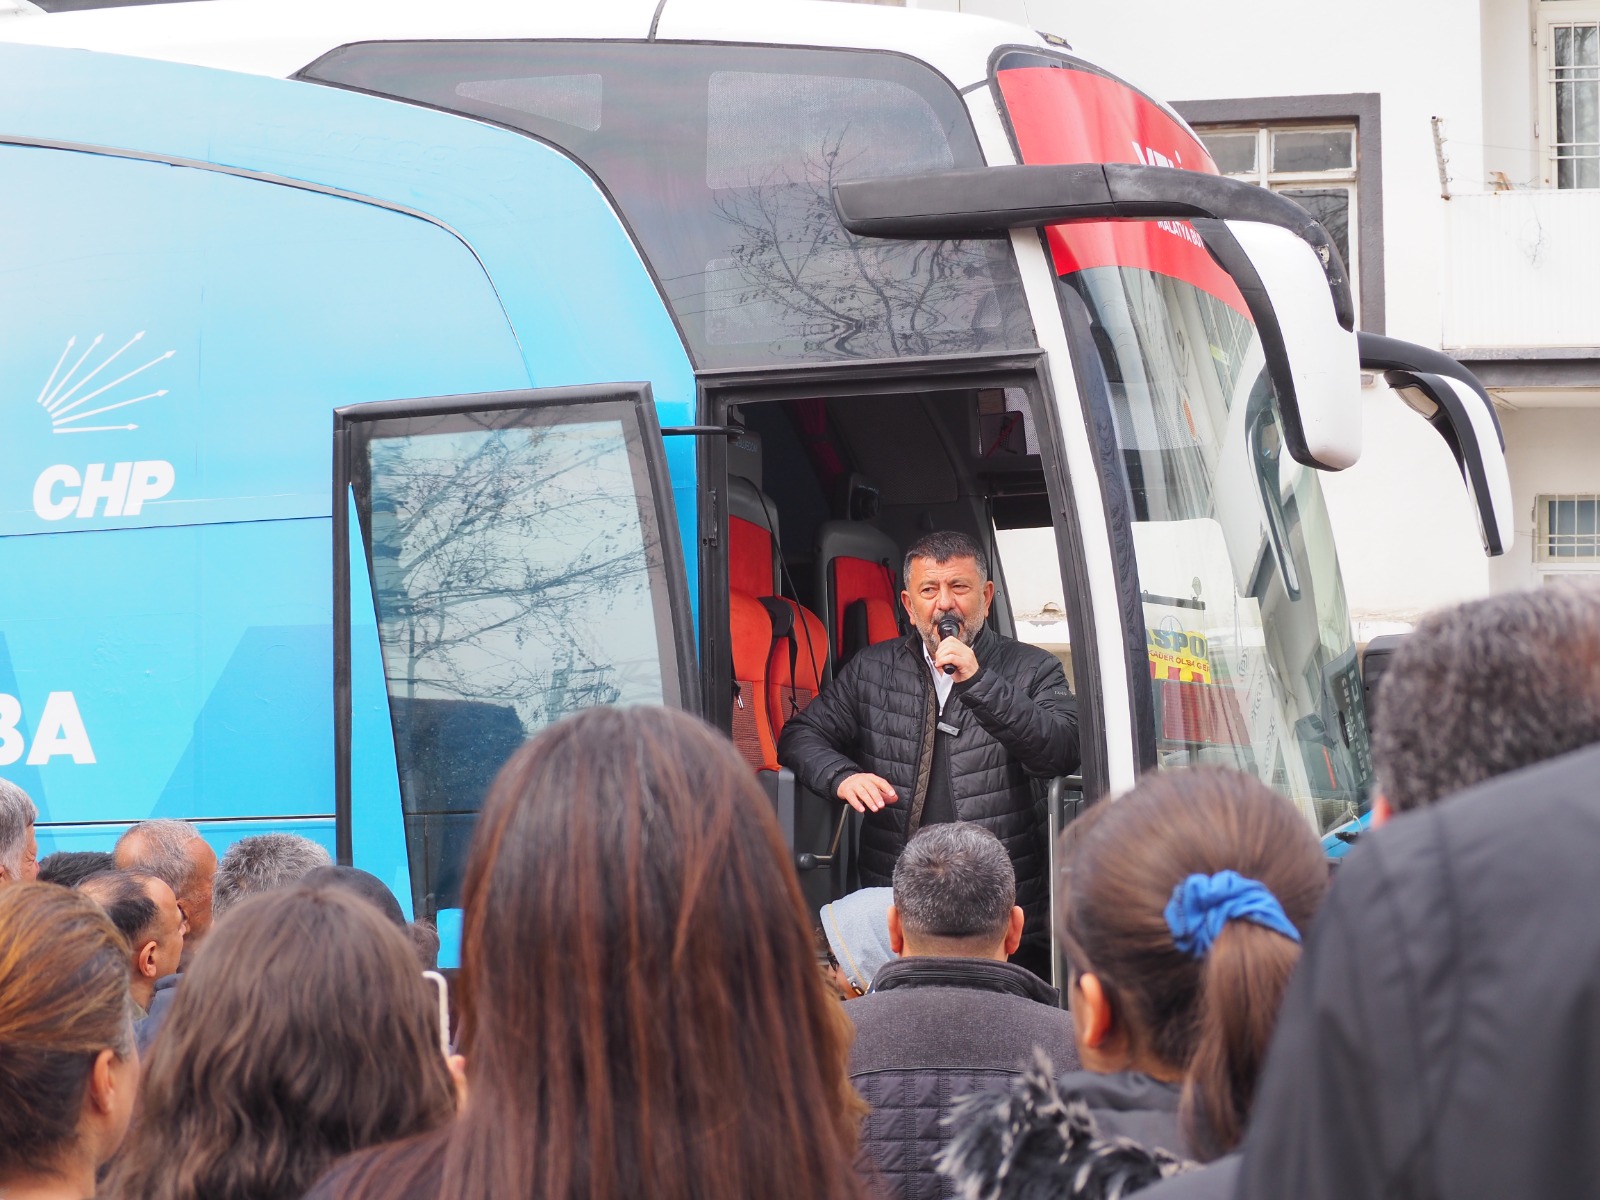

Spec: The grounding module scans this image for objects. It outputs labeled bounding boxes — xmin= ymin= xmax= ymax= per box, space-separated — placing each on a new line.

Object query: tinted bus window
xmin=346 ymin=399 xmax=682 ymax=914
xmin=301 ymin=42 xmax=1036 ymax=369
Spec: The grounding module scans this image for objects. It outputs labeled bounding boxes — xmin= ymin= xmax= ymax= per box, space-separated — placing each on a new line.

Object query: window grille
xmin=1551 ymin=21 xmax=1600 ymax=188
xmin=1196 ymin=123 xmax=1359 ymax=305
xmin=1537 ymin=494 xmax=1600 ymax=560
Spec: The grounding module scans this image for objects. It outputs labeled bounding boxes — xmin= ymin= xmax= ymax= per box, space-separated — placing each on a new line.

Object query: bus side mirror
xmin=1360 ymin=633 xmax=1407 ymax=736
xmin=1357 ymin=333 xmax=1514 ymax=557
xmin=1188 ymin=217 xmax=1361 ymax=472
xmin=833 ymin=163 xmax=1362 ymax=472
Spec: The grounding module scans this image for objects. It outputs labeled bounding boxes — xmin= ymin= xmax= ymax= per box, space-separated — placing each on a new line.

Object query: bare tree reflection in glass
xmin=363 ymin=413 xmax=669 ymax=914
xmin=367 ymin=416 xmax=663 ymax=725
xmin=705 ymin=137 xmax=1007 ymax=359
xmin=363 ymin=412 xmax=668 ymax=908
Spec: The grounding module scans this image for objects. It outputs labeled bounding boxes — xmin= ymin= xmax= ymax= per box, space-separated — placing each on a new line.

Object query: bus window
xmin=337 ymin=388 xmax=691 ymax=918
xmin=993 ymin=526 xmax=1074 ymax=692
xmin=300 ymin=42 xmax=1035 ymax=369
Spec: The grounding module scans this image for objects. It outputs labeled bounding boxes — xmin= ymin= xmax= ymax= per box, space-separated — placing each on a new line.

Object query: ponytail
xmin=1057 ymin=767 xmax=1326 ymax=1161
xmin=1183 ymin=917 xmax=1303 ymax=1155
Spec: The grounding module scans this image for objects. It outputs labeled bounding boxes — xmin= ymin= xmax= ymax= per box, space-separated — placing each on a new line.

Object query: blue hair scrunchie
xmin=1164 ymin=870 xmax=1301 ymax=959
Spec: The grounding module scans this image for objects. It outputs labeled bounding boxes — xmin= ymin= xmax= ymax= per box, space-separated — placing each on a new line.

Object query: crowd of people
xmin=2 ymin=582 xmax=1600 ymax=1200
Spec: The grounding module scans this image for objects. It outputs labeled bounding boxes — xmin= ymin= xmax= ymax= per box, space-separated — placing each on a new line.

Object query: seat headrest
xmin=727 ymin=475 xmax=780 ymax=542
xmin=815 ymin=519 xmax=899 ymax=573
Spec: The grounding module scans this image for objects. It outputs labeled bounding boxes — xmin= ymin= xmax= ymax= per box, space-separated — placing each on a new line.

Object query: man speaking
xmin=778 ymin=531 xmax=1079 ymax=977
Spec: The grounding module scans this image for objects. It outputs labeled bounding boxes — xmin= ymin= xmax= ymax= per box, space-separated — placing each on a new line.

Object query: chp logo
xmin=29 ymin=332 xmax=178 ymax=522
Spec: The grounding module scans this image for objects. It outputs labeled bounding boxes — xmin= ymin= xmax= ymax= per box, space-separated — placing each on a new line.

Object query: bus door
xmin=334 ymin=385 xmax=696 ymax=943
xmin=699 ymin=365 xmax=1095 ymax=917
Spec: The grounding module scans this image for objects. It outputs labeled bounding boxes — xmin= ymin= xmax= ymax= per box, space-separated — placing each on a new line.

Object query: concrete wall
xmin=1444 ymin=190 xmax=1600 ymax=347
xmin=1491 ymin=406 xmax=1600 ymax=591
xmin=1480 ymin=0 xmax=1540 ymax=186
xmin=1319 ymin=384 xmax=1490 ymax=627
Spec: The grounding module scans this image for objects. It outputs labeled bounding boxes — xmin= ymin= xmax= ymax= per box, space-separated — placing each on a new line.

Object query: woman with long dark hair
xmin=312 ymin=705 xmax=868 ymax=1200
xmin=0 ymin=883 xmax=138 ymax=1200
xmin=107 ymin=884 xmax=457 ymax=1200
xmin=942 ymin=766 xmax=1328 ymax=1199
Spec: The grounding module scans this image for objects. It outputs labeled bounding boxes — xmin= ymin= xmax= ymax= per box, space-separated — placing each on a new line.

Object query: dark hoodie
xmin=1236 ymin=739 xmax=1600 ymax=1200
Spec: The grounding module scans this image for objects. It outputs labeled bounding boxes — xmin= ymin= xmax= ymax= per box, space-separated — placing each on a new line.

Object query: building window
xmin=1175 ymin=95 xmax=1382 ymax=332
xmin=1541 ymin=9 xmax=1600 ymax=188
xmin=1196 ymin=124 xmax=1359 ymax=306
xmin=1537 ymin=494 xmax=1600 ymax=560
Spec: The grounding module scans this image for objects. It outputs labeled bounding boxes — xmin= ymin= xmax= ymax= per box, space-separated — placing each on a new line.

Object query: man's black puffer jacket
xmin=848 ymin=957 xmax=1079 ymax=1200
xmin=777 ymin=627 xmax=1079 ymax=932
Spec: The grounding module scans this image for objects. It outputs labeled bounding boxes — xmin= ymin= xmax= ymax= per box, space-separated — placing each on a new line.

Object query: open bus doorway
xmin=702 ymin=371 xmax=1089 ymax=924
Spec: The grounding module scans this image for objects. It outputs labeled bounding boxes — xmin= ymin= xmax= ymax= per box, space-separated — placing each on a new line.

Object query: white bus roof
xmin=0 ymin=0 xmax=1052 ymax=90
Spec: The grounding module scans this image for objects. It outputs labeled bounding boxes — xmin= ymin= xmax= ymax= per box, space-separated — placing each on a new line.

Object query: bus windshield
xmin=301 ymin=41 xmax=1036 ymax=370
xmin=996 ymin=52 xmax=1373 ymax=831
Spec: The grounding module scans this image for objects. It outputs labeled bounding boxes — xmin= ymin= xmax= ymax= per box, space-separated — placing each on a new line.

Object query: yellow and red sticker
xmin=1147 ymin=621 xmax=1212 ymax=684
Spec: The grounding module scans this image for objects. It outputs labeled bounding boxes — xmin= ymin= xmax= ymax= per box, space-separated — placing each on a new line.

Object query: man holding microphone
xmin=779 ymin=531 xmax=1079 ymax=978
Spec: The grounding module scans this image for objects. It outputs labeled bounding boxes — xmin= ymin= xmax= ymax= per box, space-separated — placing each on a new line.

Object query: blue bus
xmin=0 ymin=1 xmax=1512 ymax=962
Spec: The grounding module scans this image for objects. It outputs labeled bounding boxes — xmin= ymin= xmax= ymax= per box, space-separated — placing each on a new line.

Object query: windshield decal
xmin=995 ymin=64 xmax=1250 ymax=318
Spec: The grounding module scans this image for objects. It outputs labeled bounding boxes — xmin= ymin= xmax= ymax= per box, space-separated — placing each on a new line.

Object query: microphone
xmin=936 ymin=615 xmax=962 ymax=675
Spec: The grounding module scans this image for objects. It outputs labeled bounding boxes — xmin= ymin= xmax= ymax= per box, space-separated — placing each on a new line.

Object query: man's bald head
xmin=115 ymin=820 xmax=216 ymax=949
xmin=80 ymin=868 xmax=185 ymax=1010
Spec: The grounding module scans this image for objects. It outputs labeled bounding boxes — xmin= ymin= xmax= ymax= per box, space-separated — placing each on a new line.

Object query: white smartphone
xmin=422 ymin=970 xmax=450 ymax=1056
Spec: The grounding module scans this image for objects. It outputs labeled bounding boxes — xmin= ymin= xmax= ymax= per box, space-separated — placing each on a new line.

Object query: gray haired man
xmin=845 ymin=823 xmax=1078 ymax=1199
xmin=0 ymin=778 xmax=38 ymax=884
xmin=211 ymin=832 xmax=333 ymax=921
xmin=1371 ymin=586 xmax=1600 ymax=825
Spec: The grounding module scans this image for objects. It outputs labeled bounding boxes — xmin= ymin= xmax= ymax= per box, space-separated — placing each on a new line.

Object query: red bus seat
xmin=763 ymin=595 xmax=828 ymax=738
xmin=727 ymin=477 xmax=829 ymax=771
xmin=815 ymin=519 xmax=902 ymax=670
xmin=729 ymin=590 xmax=779 ymax=770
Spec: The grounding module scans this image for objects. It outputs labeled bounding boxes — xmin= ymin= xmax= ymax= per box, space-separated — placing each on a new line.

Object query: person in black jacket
xmin=778 ymin=531 xmax=1078 ymax=976
xmin=848 ymin=823 xmax=1079 ymax=1199
xmin=1234 ymin=738 xmax=1600 ymax=1200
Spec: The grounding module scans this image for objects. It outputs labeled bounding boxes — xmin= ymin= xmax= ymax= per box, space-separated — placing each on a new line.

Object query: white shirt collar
xmin=923 ymin=642 xmax=954 ymax=713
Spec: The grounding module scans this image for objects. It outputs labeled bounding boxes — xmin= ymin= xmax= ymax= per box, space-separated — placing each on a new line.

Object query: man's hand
xmin=934 ymin=636 xmax=980 ymax=683
xmin=838 ymin=772 xmax=898 ymax=813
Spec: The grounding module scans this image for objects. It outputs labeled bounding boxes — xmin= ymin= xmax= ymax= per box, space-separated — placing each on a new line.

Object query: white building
xmin=917 ymin=0 xmax=1600 ymax=633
